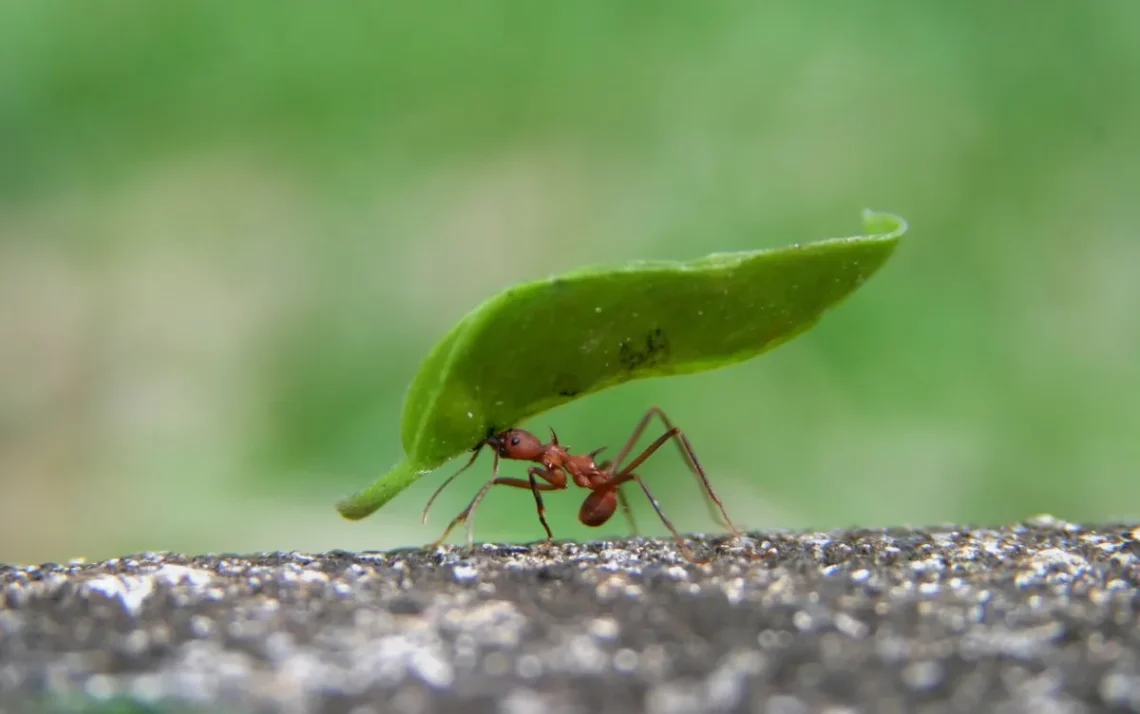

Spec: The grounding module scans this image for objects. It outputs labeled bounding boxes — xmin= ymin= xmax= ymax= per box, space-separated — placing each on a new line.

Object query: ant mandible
xmin=420 ymin=406 xmax=744 ymax=563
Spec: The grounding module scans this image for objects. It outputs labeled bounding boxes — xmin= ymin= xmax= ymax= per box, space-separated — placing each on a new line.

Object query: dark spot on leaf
xmin=619 ymin=327 xmax=671 ymax=371
xmin=646 ymin=327 xmax=671 ymax=359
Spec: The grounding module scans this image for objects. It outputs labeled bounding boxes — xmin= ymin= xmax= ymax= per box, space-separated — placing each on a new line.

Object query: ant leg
xmin=525 ymin=467 xmax=558 ymax=541
xmin=430 ymin=453 xmax=501 ymax=549
xmin=430 ymin=482 xmax=491 ymax=550
xmin=598 ymin=459 xmax=639 ymax=536
xmin=616 ymin=487 xmax=640 ymax=535
xmin=431 ymin=476 xmax=559 ymax=550
xmin=422 ymin=446 xmax=492 ymax=525
xmin=592 ymin=473 xmax=701 ymax=563
xmin=609 ymin=407 xmax=727 ymax=530
xmin=612 ymin=407 xmax=742 ymax=536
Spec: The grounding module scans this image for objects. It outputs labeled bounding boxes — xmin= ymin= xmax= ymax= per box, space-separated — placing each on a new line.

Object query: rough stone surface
xmin=4 ymin=516 xmax=1140 ymax=713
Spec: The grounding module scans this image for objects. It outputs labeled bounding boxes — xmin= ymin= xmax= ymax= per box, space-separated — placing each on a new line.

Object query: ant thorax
xmin=543 ymin=444 xmax=572 ymax=470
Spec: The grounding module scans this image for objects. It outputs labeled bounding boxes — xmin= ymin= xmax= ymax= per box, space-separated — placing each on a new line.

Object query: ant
xmin=420 ymin=406 xmax=744 ymax=563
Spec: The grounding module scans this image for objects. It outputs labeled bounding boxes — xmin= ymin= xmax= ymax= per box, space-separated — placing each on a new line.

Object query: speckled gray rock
xmin=4 ymin=516 xmax=1140 ymax=714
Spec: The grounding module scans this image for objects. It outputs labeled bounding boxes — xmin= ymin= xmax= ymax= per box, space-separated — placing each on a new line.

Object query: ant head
xmin=487 ymin=429 xmax=545 ymax=462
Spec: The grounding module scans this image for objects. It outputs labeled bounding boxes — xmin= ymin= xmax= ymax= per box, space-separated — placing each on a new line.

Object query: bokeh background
xmin=3 ymin=3 xmax=1139 ymax=566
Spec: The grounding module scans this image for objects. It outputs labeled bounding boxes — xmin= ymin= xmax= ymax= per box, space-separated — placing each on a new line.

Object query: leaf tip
xmin=860 ymin=208 xmax=909 ymax=239
xmin=334 ymin=459 xmax=426 ymax=521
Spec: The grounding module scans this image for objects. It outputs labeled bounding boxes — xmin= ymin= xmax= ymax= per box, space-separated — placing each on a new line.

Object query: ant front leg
xmin=430 ymin=455 xmax=502 ymax=550
xmin=524 ymin=467 xmax=563 ymax=541
xmin=431 ymin=476 xmax=561 ymax=550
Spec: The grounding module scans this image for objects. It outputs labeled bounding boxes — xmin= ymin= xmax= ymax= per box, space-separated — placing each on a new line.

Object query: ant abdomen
xmin=579 ymin=488 xmax=618 ymax=527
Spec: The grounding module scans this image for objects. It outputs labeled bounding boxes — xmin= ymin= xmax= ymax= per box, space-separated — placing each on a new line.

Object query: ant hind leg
xmin=614 ymin=407 xmax=743 ymax=537
xmin=616 ymin=487 xmax=640 ymax=536
xmin=600 ymin=472 xmax=703 ymax=564
xmin=598 ymin=458 xmax=640 ymax=536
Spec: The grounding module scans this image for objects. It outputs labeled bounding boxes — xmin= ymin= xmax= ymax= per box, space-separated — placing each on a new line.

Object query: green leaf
xmin=337 ymin=209 xmax=908 ymax=520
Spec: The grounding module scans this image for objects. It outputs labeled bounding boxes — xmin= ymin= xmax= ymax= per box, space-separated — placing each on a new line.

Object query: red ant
xmin=421 ymin=406 xmax=744 ymax=563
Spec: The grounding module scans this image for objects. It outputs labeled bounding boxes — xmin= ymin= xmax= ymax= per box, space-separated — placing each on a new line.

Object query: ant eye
xmin=510 ymin=436 xmax=520 ymax=446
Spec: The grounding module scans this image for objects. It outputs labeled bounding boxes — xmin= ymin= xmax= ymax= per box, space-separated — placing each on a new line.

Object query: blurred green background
xmin=2 ymin=2 xmax=1138 ymax=566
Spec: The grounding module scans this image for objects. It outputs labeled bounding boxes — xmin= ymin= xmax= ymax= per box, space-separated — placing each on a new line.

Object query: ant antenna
xmin=420 ymin=436 xmax=498 ymax=524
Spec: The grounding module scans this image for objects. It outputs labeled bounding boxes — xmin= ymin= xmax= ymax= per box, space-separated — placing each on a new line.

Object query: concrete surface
xmin=4 ymin=515 xmax=1140 ymax=714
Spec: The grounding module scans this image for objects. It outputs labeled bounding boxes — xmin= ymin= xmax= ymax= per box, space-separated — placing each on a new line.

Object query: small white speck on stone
xmin=155 ymin=564 xmax=213 ymax=588
xmin=566 ymin=634 xmax=607 ymax=675
xmin=665 ymin=566 xmax=688 ymax=581
xmin=84 ymin=674 xmax=117 ymax=699
xmin=188 ymin=615 xmax=213 ymax=639
xmin=299 ymin=569 xmax=329 ymax=584
xmin=705 ymin=649 xmax=766 ymax=711
xmin=613 ymin=648 xmax=640 ymax=673
xmin=834 ymin=613 xmax=868 ymax=639
xmin=902 ymin=660 xmax=944 ymax=690
xmin=264 ymin=631 xmax=294 ymax=662
xmin=910 ymin=558 xmax=945 ymax=574
xmin=793 ymin=611 xmax=813 ymax=632
xmin=721 ymin=577 xmax=746 ymax=604
xmin=875 ymin=635 xmax=910 ymax=662
xmin=1099 ymin=672 xmax=1140 ymax=706
xmin=452 ymin=565 xmax=479 ymax=583
xmin=122 ymin=629 xmax=150 ymax=656
xmin=706 ymin=667 xmax=744 ymax=711
xmin=588 ymin=617 xmax=620 ymax=641
xmin=354 ymin=553 xmax=388 ymax=564
xmin=84 ymin=575 xmax=154 ymax=617
xmin=409 ymin=649 xmax=454 ymax=689
xmin=516 ymin=654 xmax=542 ymax=679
